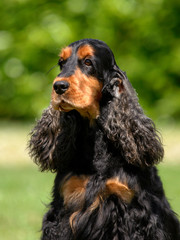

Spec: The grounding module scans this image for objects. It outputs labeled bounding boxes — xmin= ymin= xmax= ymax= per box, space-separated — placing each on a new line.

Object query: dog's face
xmin=51 ymin=39 xmax=117 ymax=119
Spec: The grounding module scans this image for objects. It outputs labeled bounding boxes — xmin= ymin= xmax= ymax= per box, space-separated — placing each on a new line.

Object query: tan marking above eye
xmin=77 ymin=44 xmax=94 ymax=59
xmin=59 ymin=46 xmax=72 ymax=61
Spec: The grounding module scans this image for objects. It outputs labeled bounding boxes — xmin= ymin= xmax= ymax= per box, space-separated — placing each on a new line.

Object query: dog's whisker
xmin=46 ymin=64 xmax=58 ymax=75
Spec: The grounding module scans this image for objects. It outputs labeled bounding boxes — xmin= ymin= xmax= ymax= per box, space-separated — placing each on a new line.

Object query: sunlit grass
xmin=0 ymin=166 xmax=54 ymax=240
xmin=158 ymin=164 xmax=180 ymax=216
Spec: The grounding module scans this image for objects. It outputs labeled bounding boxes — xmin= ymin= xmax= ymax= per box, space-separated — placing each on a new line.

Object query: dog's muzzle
xmin=53 ymin=80 xmax=70 ymax=95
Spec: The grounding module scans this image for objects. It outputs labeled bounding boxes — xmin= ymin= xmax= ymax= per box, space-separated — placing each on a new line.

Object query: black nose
xmin=53 ymin=81 xmax=70 ymax=95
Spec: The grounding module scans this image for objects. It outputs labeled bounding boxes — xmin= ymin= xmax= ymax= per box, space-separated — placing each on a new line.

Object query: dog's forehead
xmin=59 ymin=46 xmax=72 ymax=60
xmin=77 ymin=44 xmax=95 ymax=59
xmin=60 ymin=44 xmax=95 ymax=60
xmin=59 ymin=40 xmax=116 ymax=74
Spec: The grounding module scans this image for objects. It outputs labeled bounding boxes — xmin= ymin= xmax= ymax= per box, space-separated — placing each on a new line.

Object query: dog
xmin=29 ymin=39 xmax=180 ymax=239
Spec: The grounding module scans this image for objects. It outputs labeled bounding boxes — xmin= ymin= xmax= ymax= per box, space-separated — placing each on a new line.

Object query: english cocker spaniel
xmin=29 ymin=39 xmax=180 ymax=240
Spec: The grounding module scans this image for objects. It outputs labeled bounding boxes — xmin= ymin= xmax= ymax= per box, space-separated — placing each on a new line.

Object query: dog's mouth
xmin=59 ymin=103 xmax=73 ymax=112
xmin=51 ymin=98 xmax=74 ymax=112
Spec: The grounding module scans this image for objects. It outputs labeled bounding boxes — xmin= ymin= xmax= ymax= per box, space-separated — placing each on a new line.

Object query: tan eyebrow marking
xmin=77 ymin=44 xmax=94 ymax=59
xmin=59 ymin=46 xmax=72 ymax=60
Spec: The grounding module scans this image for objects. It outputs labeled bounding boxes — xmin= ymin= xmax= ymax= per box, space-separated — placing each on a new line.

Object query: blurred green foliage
xmin=0 ymin=0 xmax=180 ymax=121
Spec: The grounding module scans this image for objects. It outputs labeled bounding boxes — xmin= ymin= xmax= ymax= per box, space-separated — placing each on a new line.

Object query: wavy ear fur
xmin=28 ymin=106 xmax=61 ymax=171
xmin=28 ymin=106 xmax=80 ymax=172
xmin=98 ymin=67 xmax=164 ymax=167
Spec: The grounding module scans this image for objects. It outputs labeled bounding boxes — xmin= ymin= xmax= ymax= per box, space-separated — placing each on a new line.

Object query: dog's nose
xmin=53 ymin=81 xmax=70 ymax=95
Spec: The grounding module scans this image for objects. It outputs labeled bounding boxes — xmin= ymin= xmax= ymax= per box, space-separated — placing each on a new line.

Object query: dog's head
xmin=51 ymin=39 xmax=127 ymax=120
xmin=29 ymin=39 xmax=164 ymax=171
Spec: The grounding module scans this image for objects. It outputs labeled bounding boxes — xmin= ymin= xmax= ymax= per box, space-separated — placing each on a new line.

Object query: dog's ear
xmin=98 ymin=66 xmax=164 ymax=167
xmin=29 ymin=106 xmax=81 ymax=172
xmin=28 ymin=106 xmax=61 ymax=171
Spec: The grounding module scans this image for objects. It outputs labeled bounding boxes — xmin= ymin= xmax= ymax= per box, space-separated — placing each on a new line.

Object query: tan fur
xmin=77 ymin=45 xmax=94 ymax=59
xmin=61 ymin=174 xmax=134 ymax=231
xmin=105 ymin=178 xmax=134 ymax=203
xmin=51 ymin=68 xmax=102 ymax=120
xmin=59 ymin=47 xmax=72 ymax=60
xmin=61 ymin=175 xmax=89 ymax=209
xmin=69 ymin=211 xmax=79 ymax=233
xmin=61 ymin=175 xmax=134 ymax=210
xmin=88 ymin=178 xmax=134 ymax=213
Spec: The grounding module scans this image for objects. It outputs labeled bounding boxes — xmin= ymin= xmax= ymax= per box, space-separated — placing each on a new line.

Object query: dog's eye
xmin=58 ymin=58 xmax=66 ymax=69
xmin=84 ymin=59 xmax=92 ymax=66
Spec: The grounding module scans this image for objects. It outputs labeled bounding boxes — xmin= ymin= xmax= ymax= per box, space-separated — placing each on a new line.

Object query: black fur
xmin=29 ymin=39 xmax=180 ymax=239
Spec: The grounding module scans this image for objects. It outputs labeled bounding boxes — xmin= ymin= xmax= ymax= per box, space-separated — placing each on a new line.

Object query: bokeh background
xmin=0 ymin=0 xmax=180 ymax=239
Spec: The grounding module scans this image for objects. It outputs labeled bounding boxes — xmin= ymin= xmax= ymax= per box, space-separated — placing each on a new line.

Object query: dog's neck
xmin=65 ymin=112 xmax=108 ymax=175
xmin=75 ymin=104 xmax=100 ymax=126
xmin=59 ymin=110 xmax=122 ymax=175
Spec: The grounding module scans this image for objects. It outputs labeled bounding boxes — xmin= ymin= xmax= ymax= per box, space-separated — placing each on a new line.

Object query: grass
xmin=0 ymin=121 xmax=179 ymax=238
xmin=0 ymin=166 xmax=54 ymax=240
xmin=158 ymin=164 xmax=180 ymax=216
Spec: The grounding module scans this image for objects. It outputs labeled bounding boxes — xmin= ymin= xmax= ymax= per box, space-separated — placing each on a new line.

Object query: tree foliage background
xmin=0 ymin=0 xmax=180 ymax=122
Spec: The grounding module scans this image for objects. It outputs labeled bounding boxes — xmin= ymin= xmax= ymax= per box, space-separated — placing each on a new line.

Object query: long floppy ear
xmin=98 ymin=66 xmax=164 ymax=167
xmin=28 ymin=106 xmax=79 ymax=172
xmin=28 ymin=106 xmax=61 ymax=171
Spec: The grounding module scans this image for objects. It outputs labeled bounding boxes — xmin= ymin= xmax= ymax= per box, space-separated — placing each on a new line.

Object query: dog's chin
xmin=59 ymin=105 xmax=73 ymax=112
xmin=51 ymin=100 xmax=74 ymax=112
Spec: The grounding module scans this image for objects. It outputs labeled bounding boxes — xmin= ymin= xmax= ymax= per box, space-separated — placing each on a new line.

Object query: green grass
xmin=158 ymin=164 xmax=180 ymax=216
xmin=0 ymin=166 xmax=54 ymax=240
xmin=0 ymin=165 xmax=179 ymax=239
